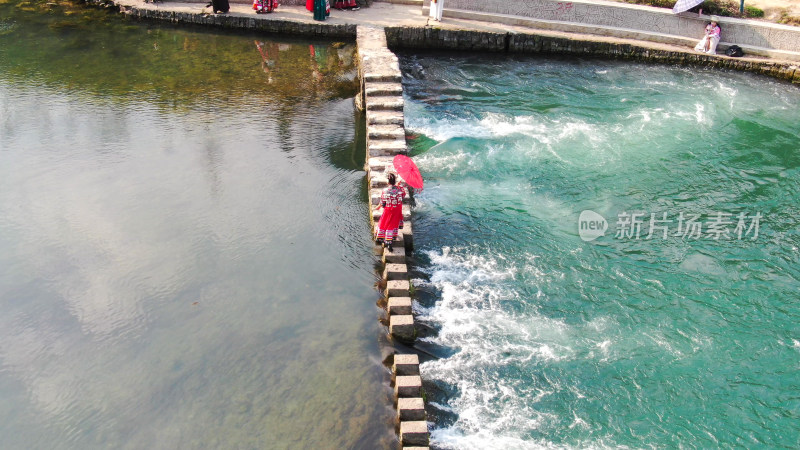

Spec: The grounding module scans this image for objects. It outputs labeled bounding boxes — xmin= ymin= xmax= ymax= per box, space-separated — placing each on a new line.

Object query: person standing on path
xmin=307 ymin=0 xmax=330 ymax=20
xmin=429 ymin=0 xmax=443 ymax=21
xmin=374 ymin=173 xmax=407 ymax=252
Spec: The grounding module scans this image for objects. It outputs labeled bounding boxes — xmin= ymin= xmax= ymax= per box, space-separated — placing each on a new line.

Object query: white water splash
xmin=418 ymin=248 xmax=625 ymax=449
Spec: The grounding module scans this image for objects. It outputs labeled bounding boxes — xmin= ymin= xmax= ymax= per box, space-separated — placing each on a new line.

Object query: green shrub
xmin=698 ymin=0 xmax=740 ymax=17
xmin=744 ymin=5 xmax=764 ymax=17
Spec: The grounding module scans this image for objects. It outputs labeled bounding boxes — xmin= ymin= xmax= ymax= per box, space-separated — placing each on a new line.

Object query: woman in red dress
xmin=375 ymin=173 xmax=406 ymax=252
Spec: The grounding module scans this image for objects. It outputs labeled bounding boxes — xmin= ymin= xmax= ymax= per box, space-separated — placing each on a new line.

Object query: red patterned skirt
xmin=376 ymin=205 xmax=403 ymax=243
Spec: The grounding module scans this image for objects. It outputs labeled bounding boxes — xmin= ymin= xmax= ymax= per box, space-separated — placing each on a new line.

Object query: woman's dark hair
xmin=388 ymin=173 xmax=397 ymax=185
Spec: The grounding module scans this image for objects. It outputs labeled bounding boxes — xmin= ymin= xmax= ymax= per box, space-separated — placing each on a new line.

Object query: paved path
xmin=116 ymin=1 xmax=436 ymax=28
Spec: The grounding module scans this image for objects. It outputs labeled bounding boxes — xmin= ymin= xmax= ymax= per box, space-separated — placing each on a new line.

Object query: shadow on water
xmin=328 ymin=108 xmax=367 ymax=171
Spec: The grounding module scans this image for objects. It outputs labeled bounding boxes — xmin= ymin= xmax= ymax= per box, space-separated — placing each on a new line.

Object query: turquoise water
xmin=401 ymin=53 xmax=800 ymax=448
xmin=0 ymin=2 xmax=395 ymax=448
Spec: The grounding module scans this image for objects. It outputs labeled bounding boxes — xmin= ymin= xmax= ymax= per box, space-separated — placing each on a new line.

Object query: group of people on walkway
xmin=249 ymin=0 xmax=361 ymax=18
xmin=208 ymin=0 xmax=445 ymax=24
xmin=307 ymin=0 xmax=440 ymax=22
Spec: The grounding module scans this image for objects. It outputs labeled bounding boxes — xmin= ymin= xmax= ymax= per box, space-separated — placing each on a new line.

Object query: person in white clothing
xmin=429 ymin=0 xmax=443 ymax=21
xmin=694 ymin=16 xmax=721 ymax=55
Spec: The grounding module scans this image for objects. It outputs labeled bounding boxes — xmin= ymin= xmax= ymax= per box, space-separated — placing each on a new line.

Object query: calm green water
xmin=401 ymin=53 xmax=800 ymax=448
xmin=0 ymin=2 xmax=395 ymax=449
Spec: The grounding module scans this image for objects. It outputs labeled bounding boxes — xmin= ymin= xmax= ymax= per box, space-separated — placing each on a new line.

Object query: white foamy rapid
xmin=406 ymin=111 xmax=605 ymax=147
xmin=416 ymin=248 xmax=619 ymax=450
xmin=405 ymin=105 xmax=720 ymax=175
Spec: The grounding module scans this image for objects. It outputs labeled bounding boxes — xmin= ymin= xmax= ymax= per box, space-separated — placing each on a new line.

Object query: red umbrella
xmin=392 ymin=155 xmax=424 ymax=190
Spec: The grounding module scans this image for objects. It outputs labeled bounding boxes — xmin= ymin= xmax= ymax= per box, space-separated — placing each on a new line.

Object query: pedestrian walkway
xmin=116 ymin=1 xmax=431 ymax=28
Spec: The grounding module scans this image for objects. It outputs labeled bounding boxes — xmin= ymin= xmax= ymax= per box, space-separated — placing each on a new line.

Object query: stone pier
xmin=357 ymin=25 xmax=430 ymax=448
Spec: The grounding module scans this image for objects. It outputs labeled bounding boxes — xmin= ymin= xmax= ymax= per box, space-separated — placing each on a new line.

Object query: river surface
xmin=400 ymin=52 xmax=800 ymax=449
xmin=0 ymin=2 xmax=395 ymax=448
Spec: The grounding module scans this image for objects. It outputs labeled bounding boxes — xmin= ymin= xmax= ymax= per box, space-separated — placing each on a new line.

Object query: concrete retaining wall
xmin=422 ymin=0 xmax=800 ymax=60
xmin=103 ymin=1 xmax=799 ymax=84
xmin=108 ymin=3 xmax=800 ymax=84
xmin=385 ymin=26 xmax=800 ymax=83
